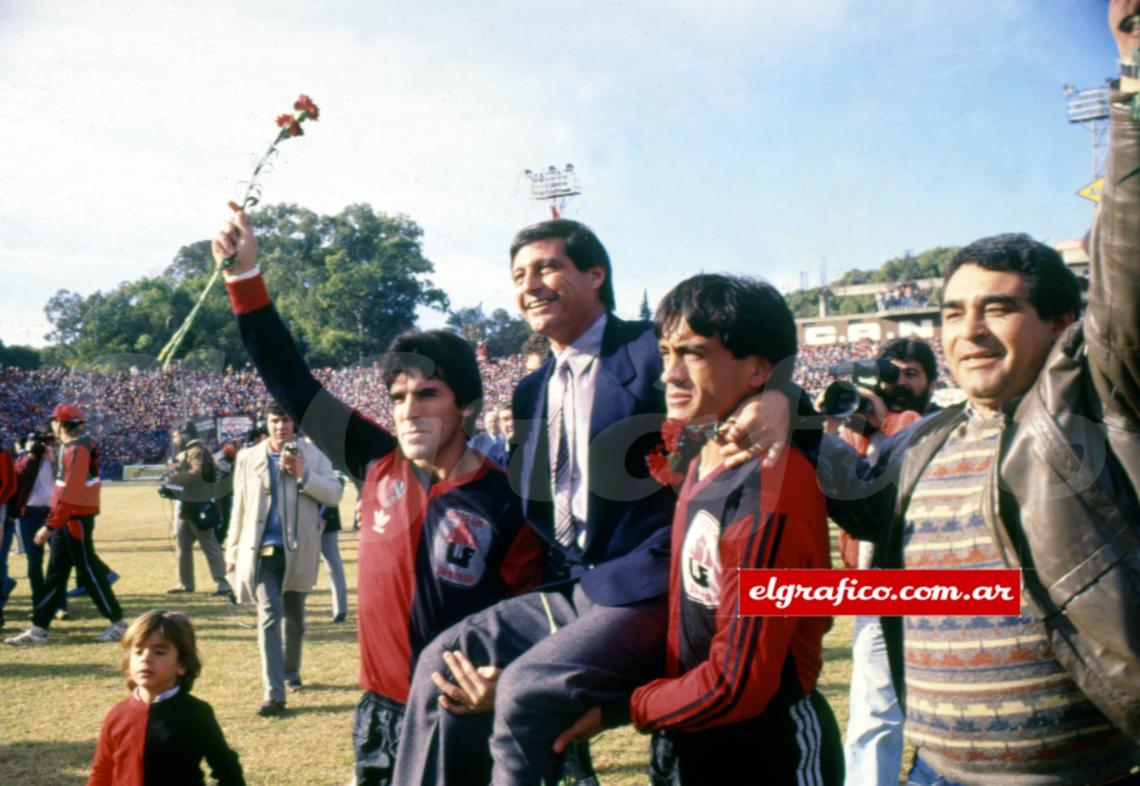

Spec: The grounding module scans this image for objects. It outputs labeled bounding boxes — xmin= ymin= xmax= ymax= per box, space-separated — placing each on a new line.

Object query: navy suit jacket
xmin=509 ymin=315 xmax=673 ymax=606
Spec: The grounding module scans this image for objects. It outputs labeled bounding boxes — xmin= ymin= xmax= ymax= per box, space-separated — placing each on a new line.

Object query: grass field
xmin=0 ymin=483 xmax=857 ymax=785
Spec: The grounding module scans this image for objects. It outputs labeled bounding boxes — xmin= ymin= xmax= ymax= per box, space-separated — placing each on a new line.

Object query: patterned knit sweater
xmin=901 ymin=413 xmax=1140 ymax=786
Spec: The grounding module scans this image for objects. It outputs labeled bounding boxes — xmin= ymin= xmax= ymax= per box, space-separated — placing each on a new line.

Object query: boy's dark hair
xmin=509 ymin=219 xmax=616 ymax=311
xmin=381 ymin=330 xmax=483 ymax=430
xmin=943 ymin=233 xmax=1081 ymax=320
xmin=654 ymin=273 xmax=797 ymax=366
xmin=121 ymin=610 xmax=202 ymax=692
xmin=880 ymin=337 xmax=938 ymax=385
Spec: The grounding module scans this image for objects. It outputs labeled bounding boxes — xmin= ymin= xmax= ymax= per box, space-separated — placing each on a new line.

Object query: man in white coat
xmin=227 ymin=401 xmax=342 ymax=716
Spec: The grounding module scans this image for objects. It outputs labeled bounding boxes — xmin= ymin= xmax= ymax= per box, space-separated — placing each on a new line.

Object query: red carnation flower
xmin=660 ymin=418 xmax=685 ymax=452
xmin=276 ymin=114 xmax=294 ymax=128
xmin=294 ymin=94 xmax=319 ymax=120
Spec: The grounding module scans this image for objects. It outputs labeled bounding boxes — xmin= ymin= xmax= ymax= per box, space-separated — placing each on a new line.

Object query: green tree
xmin=0 ymin=341 xmax=41 ymax=369
xmin=43 ymin=203 xmax=447 ymax=368
xmin=447 ymin=305 xmax=490 ymax=345
xmin=485 ymin=308 xmax=531 ymax=358
xmin=639 ymin=289 xmax=652 ymax=321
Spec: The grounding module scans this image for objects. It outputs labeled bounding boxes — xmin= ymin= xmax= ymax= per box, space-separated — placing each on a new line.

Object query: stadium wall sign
xmin=795 ymin=310 xmax=940 ymax=346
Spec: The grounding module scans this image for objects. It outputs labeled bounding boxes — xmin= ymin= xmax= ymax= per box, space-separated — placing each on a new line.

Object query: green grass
xmin=0 ymin=484 xmax=857 ymax=785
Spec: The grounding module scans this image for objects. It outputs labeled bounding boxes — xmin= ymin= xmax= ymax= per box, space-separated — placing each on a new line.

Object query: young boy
xmin=212 ymin=210 xmax=545 ymax=786
xmin=89 ymin=609 xmax=244 ymax=785
xmin=556 ymin=273 xmax=842 ymax=785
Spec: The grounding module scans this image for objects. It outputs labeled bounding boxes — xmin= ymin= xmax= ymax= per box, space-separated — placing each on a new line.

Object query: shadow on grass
xmin=0 ymin=661 xmax=119 ymax=679
xmin=286 ymin=682 xmax=358 ymax=693
xmin=0 ymin=739 xmax=95 ymax=785
xmin=823 ymin=645 xmax=852 ymax=663
xmin=275 ymin=703 xmax=358 ymax=717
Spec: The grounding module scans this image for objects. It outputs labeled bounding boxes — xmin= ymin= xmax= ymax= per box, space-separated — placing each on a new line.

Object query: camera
xmin=821 ymin=359 xmax=900 ymax=419
xmin=283 ymin=442 xmax=299 ymax=456
xmin=25 ymin=430 xmax=54 ymax=458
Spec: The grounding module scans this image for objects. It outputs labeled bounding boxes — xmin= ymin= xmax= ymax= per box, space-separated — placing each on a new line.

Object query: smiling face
xmin=658 ymin=317 xmax=771 ymax=424
xmin=390 ymin=369 xmax=469 ymax=469
xmin=941 ymin=264 xmax=1071 ymax=415
xmin=511 ymin=238 xmax=606 ymax=352
xmin=129 ymin=630 xmax=186 ymax=702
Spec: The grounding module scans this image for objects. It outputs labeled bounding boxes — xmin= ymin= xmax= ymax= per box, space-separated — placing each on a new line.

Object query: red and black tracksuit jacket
xmin=227 ymin=273 xmax=545 ymax=702
xmin=48 ymin=436 xmax=100 ymax=537
xmin=619 ymin=448 xmax=839 ymax=784
xmin=88 ymin=689 xmax=244 ymax=786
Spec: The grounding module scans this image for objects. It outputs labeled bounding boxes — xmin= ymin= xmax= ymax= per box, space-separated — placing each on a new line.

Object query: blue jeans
xmin=843 ymin=615 xmax=904 ymax=786
xmin=0 ymin=512 xmax=14 ymax=612
xmin=907 ymin=754 xmax=968 ymax=786
xmin=16 ymin=507 xmax=64 ymax=610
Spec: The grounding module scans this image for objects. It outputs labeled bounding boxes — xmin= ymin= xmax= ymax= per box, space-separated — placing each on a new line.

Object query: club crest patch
xmin=377 ymin=477 xmax=407 ymax=508
xmin=433 ymin=508 xmax=491 ymax=588
xmin=681 ymin=510 xmax=722 ymax=608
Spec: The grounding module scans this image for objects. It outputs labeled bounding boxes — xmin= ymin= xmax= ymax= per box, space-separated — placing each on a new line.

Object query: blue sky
xmin=0 ymin=0 xmax=1116 ymax=348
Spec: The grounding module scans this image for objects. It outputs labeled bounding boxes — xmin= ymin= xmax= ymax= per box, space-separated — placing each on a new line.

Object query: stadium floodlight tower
xmin=524 ymin=163 xmax=581 ymax=218
xmin=1064 ymin=83 xmax=1111 ymax=181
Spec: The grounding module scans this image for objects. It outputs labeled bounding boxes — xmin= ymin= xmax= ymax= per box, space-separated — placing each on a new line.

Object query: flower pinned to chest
xmin=646 ymin=417 xmax=723 ymax=486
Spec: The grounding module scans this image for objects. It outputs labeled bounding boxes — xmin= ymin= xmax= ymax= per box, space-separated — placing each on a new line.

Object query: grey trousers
xmin=255 ymin=551 xmax=307 ymax=702
xmin=394 ymin=583 xmax=668 ymax=786
xmin=174 ymin=516 xmax=230 ymax=592
xmin=320 ymin=530 xmax=347 ymax=617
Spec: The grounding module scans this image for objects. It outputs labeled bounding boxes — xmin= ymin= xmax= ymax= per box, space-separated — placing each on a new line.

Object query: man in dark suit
xmin=394 ymin=220 xmax=675 ymax=786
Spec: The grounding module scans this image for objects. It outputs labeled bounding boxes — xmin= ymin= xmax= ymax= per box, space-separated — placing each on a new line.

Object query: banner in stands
xmin=796 ymin=310 xmax=941 ymax=347
xmin=123 ymin=464 xmax=168 ymax=481
xmin=219 ymin=415 xmax=253 ymax=442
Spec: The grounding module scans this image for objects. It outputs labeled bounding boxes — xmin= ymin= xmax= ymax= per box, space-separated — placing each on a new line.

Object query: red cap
xmin=52 ymin=403 xmax=85 ymax=423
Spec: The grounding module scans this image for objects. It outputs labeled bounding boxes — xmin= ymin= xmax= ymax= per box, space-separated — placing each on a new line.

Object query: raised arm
xmin=212 ymin=203 xmax=397 ymax=481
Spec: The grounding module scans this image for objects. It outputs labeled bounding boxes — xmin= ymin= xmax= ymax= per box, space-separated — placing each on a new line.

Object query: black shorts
xmin=353 ymin=691 xmax=405 ymax=786
xmin=649 ymin=689 xmax=843 ymax=786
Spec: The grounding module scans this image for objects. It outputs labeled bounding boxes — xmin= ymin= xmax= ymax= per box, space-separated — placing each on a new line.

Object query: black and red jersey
xmin=228 ymin=273 xmax=544 ymax=702
xmin=356 ymin=452 xmax=543 ymax=700
xmin=630 ymin=447 xmax=830 ymax=734
xmin=88 ymin=689 xmax=244 ymax=786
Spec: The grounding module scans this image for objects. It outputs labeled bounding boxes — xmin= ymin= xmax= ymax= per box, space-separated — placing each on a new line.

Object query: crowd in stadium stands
xmin=0 ymin=340 xmax=952 ymax=477
xmin=874 ymin=283 xmax=931 ymax=311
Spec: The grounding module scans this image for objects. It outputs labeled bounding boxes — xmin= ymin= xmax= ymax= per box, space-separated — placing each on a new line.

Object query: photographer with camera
xmin=161 ymin=420 xmax=232 ymax=598
xmin=820 ymin=337 xmax=937 ymax=786
xmin=226 ymin=401 xmax=342 ymax=716
xmin=5 ymin=403 xmax=127 ymax=645
xmin=9 ymin=431 xmax=68 ymax=624
xmin=0 ymin=434 xmax=19 ymax=629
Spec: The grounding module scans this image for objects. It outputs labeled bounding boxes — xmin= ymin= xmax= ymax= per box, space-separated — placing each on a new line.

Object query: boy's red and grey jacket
xmin=609 ymin=447 xmax=830 ymax=734
xmin=48 ymin=435 xmax=100 ymax=534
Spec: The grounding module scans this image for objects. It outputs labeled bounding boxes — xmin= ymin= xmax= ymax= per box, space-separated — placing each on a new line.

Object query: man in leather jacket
xmin=818 ymin=4 xmax=1140 ymax=782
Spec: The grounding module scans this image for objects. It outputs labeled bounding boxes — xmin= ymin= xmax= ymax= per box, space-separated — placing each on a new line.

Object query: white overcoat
xmin=226 ymin=438 xmax=342 ymax=603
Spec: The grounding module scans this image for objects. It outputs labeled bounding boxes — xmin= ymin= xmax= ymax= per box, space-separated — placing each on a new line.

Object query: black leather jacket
xmin=818 ymin=86 xmax=1140 ymax=741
